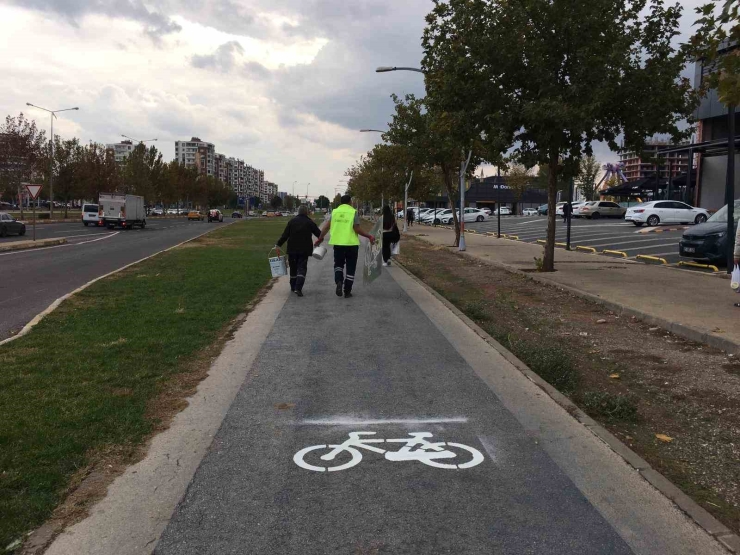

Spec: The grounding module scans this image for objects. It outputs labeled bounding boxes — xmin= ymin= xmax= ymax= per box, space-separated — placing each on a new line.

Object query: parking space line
xmin=622 ymin=242 xmax=680 ymax=252
xmin=572 ymin=237 xmax=680 ymax=248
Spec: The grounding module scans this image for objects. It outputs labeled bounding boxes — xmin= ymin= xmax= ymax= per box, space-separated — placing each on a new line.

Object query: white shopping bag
xmin=391 ymin=242 xmax=400 ymax=256
xmin=312 ymin=245 xmax=327 ymax=260
xmin=732 ymin=264 xmax=740 ymax=291
xmin=268 ymin=248 xmax=288 ymax=278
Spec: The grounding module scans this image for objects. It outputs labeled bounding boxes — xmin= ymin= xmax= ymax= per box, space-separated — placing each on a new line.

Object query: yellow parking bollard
xmin=601 ymin=250 xmax=628 ymax=258
xmin=677 ymin=261 xmax=720 ymax=273
xmin=576 ymin=246 xmax=597 ymax=253
xmin=636 ymin=255 xmax=668 ymax=265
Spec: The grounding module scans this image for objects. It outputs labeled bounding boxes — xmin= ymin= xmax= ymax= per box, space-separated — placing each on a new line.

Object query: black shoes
xmin=344 ymin=291 xmax=353 ymax=299
xmin=295 ymin=290 xmax=304 ymax=297
xmin=336 ymin=284 xmax=343 ymax=297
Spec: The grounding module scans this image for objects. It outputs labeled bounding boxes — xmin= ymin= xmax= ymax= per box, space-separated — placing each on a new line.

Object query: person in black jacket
xmin=276 ymin=206 xmax=321 ymax=297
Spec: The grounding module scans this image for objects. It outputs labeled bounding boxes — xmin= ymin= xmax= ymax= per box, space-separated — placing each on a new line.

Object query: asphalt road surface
xmin=153 ymin=244 xmax=722 ymax=555
xmin=0 ymin=218 xmax=232 ymax=340
xmin=463 ymin=215 xmax=689 ymax=263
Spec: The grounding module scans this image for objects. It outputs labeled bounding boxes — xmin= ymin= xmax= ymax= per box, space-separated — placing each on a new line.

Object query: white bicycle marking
xmin=293 ymin=432 xmax=485 ymax=472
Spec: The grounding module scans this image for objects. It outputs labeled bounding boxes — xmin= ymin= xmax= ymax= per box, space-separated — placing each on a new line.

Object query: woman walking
xmin=382 ymin=205 xmax=400 ymax=267
xmin=734 ymin=218 xmax=740 ymax=307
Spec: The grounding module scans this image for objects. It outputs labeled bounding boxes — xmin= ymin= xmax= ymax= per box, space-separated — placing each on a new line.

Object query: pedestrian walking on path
xmin=734 ymin=221 xmax=740 ymax=307
xmin=382 ymin=205 xmax=400 ymax=267
xmin=275 ymin=205 xmax=321 ymax=297
xmin=316 ymin=194 xmax=375 ymax=298
xmin=562 ymin=201 xmax=572 ymax=222
xmin=406 ymin=207 xmax=415 ymax=228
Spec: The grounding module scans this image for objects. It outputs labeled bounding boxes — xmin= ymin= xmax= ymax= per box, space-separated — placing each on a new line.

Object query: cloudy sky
xmin=0 ymin=0 xmax=705 ymax=198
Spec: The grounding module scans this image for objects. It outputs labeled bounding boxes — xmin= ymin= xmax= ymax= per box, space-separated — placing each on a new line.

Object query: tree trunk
xmin=18 ymin=183 xmax=24 ymax=219
xmin=441 ymin=163 xmax=460 ymax=246
xmin=542 ymin=152 xmax=559 ymax=272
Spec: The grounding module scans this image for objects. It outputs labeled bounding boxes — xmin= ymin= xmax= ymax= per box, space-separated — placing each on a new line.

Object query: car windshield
xmin=707 ymin=200 xmax=740 ymax=223
xmin=83 ymin=205 xmax=98 ymax=212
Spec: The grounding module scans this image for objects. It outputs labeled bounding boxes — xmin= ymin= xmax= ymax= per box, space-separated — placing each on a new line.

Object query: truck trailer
xmin=98 ymin=193 xmax=146 ymax=229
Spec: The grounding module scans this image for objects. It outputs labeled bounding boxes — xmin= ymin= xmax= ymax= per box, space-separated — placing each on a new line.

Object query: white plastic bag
xmin=732 ymin=264 xmax=740 ymax=292
xmin=391 ymin=242 xmax=400 ymax=256
xmin=312 ymin=245 xmax=327 ymax=260
xmin=268 ymin=248 xmax=287 ymax=277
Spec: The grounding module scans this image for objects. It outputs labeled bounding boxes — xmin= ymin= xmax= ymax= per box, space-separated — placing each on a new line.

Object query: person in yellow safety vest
xmin=315 ymin=195 xmax=375 ymax=298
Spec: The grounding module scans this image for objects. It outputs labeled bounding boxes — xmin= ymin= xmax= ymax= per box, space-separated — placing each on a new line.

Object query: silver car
xmin=578 ymin=201 xmax=626 ymax=219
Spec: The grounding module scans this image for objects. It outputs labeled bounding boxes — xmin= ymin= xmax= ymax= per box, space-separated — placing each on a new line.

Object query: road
xmin=0 ymin=217 xmax=233 ymax=340
xmin=152 ymin=245 xmax=724 ymax=555
xmin=462 ymin=215 xmax=688 ymax=263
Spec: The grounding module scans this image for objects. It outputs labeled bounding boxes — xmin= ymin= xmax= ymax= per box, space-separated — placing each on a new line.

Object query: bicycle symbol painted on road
xmin=293 ymin=432 xmax=485 ymax=472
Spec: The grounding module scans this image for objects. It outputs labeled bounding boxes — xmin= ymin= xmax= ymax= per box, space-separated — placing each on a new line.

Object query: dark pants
xmin=289 ymin=254 xmax=309 ymax=292
xmin=382 ymin=231 xmax=393 ymax=263
xmin=407 ymin=216 xmax=413 ymax=227
xmin=333 ymin=245 xmax=359 ymax=292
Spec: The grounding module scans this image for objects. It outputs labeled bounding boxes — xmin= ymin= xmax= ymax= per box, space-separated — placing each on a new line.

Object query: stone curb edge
xmin=0 ymin=238 xmax=67 ymax=252
xmin=392 ymin=256 xmax=740 ymax=554
xmin=0 ymin=222 xmax=236 ymax=348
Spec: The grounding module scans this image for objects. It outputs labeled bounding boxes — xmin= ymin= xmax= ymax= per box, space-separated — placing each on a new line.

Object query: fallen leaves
xmin=609 ymin=373 xmax=621 ymax=379
xmin=655 ymin=434 xmax=674 ymax=443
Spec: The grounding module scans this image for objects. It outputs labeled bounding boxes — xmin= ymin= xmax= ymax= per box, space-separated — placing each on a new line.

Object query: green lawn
xmin=0 ymin=219 xmax=287 ymax=552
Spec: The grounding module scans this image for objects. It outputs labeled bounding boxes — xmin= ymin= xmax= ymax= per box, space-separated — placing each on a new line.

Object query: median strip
xmin=0 ymin=238 xmax=67 ymax=252
xmin=0 ymin=220 xmax=285 ymax=552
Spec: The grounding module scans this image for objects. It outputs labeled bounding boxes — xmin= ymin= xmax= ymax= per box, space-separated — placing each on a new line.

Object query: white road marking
xmin=0 ymin=232 xmax=120 ymax=256
xmin=298 ymin=417 xmax=468 ymax=426
xmin=76 ymin=232 xmax=120 ymax=245
xmin=570 ymin=236 xmax=676 ymax=248
xmin=623 ymin=242 xmax=680 ymax=252
xmin=51 ymin=231 xmax=114 ymax=239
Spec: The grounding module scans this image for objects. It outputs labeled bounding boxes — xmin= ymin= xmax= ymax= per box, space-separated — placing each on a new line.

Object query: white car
xmin=440 ymin=208 xmax=489 ymax=224
xmin=81 ymin=203 xmax=100 ymax=226
xmin=479 ymin=207 xmax=492 ymax=216
xmin=494 ymin=207 xmax=512 ymax=216
xmin=423 ymin=209 xmax=452 ymax=225
xmin=556 ymin=201 xmax=586 ymax=217
xmin=625 ymin=201 xmax=709 ymax=227
xmin=578 ymin=200 xmax=626 ymax=219
xmin=522 ymin=208 xmax=538 ymax=216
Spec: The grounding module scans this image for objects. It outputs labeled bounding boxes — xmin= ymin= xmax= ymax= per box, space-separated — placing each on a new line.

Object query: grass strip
xmin=0 ymin=219 xmax=287 ymax=552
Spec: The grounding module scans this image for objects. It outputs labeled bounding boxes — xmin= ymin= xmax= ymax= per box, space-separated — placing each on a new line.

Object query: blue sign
xmin=237 ymin=196 xmax=246 ymax=206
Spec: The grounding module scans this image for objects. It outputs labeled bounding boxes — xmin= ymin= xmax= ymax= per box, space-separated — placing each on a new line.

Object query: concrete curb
xmin=412 ymin=233 xmax=740 ymax=356
xmin=0 ymin=238 xmax=67 ymax=252
xmin=392 ymin=258 xmax=740 ymax=553
xmin=0 ymin=222 xmax=236 ymax=348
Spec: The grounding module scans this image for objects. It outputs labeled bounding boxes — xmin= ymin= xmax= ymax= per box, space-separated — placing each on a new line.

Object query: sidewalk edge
xmin=393 ymin=258 xmax=739 ymax=553
xmin=0 ymin=238 xmax=67 ymax=252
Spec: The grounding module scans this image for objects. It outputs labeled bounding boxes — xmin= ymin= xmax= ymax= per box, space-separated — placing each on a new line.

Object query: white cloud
xmin=0 ymin=0 xmax=709 ymax=198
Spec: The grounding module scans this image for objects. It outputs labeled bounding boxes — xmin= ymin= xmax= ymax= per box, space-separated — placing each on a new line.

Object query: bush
xmin=581 ymin=391 xmax=638 ymax=422
xmin=517 ymin=342 xmax=580 ymax=395
xmin=462 ymin=300 xmax=490 ymax=322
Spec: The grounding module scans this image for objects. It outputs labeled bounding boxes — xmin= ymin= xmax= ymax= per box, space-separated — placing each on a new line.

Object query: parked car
xmin=208 ymin=209 xmax=224 ymax=223
xmin=81 ymin=203 xmax=101 ymax=226
xmin=187 ymin=210 xmax=204 ymax=221
xmin=479 ymin=207 xmax=492 ymax=216
xmin=0 ymin=212 xmax=25 ymax=237
xmin=231 ymin=211 xmax=243 ymax=219
xmin=425 ymin=209 xmax=452 ymax=225
xmin=557 ymin=201 xmax=586 ymax=216
xmin=149 ymin=207 xmax=164 ymax=216
xmin=441 ymin=208 xmax=489 ymax=224
xmin=569 ymin=202 xmax=588 ymax=217
xmin=522 ymin=208 xmax=538 ymax=216
xmin=578 ymin=201 xmax=626 ymax=219
xmin=625 ymin=201 xmax=709 ymax=227
xmin=679 ymin=200 xmax=740 ymax=265
xmin=537 ymin=204 xmax=548 ymax=215
xmin=494 ymin=207 xmax=512 ymax=216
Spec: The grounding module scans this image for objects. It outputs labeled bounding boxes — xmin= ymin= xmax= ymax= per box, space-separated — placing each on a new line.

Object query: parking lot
xmin=455 ymin=215 xmax=690 ymax=264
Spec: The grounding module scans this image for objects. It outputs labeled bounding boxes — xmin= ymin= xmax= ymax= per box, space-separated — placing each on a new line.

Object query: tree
xmin=422 ymin=0 xmax=695 ymax=270
xmin=0 ymin=113 xmax=46 ymax=218
xmin=577 ymin=157 xmax=602 ymax=201
xmin=505 ymin=164 xmax=534 ymax=214
xmin=316 ymin=195 xmax=331 ymax=209
xmin=270 ymin=195 xmax=283 ymax=210
xmin=48 ymin=136 xmax=84 ymax=218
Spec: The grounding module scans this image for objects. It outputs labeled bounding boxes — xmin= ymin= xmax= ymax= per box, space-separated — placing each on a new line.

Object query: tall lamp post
xmin=121 ymin=134 xmax=157 ymax=144
xmin=26 ymin=102 xmax=79 ymax=219
xmin=376 ymin=67 xmax=425 ymax=74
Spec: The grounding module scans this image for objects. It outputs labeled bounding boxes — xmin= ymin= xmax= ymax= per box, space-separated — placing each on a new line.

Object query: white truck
xmin=98 ymin=193 xmax=146 ymax=229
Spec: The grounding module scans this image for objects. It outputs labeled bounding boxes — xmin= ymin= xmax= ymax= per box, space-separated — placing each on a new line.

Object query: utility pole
xmin=458 ymin=150 xmax=472 ymax=251
xmin=566 ymin=177 xmax=573 ymax=250
xmin=402 ymin=171 xmax=413 ymax=232
xmin=726 ymin=104 xmax=736 ymax=273
xmin=497 ymin=165 xmax=502 ymax=238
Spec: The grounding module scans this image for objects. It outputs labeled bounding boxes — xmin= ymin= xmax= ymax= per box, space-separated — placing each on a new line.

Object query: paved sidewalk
xmin=408 ymin=226 xmax=740 ymax=353
xmin=151 ymin=242 xmax=725 ymax=555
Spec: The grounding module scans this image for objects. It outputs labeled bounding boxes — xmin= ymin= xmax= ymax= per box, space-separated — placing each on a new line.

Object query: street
xmin=147 ymin=248 xmax=724 ymax=555
xmin=0 ymin=218 xmax=233 ymax=341
xmin=465 ymin=216 xmax=687 ymax=263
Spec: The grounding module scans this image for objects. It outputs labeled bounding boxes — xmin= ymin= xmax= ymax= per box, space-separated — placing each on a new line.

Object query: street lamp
xmin=121 ymin=134 xmax=158 ymax=144
xmin=26 ymin=102 xmax=80 ymax=218
xmin=375 ymin=66 xmax=425 ymax=74
xmin=360 ymin=129 xmax=386 ymax=133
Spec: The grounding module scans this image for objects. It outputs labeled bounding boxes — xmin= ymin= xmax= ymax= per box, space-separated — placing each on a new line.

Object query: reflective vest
xmin=329 ymin=204 xmax=360 ymax=246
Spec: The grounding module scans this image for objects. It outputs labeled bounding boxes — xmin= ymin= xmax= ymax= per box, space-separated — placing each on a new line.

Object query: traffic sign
xmin=24 ymin=183 xmax=42 ymax=200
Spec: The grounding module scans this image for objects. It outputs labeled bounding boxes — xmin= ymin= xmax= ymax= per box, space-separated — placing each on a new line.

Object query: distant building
xmin=175 ymin=137 xmax=215 ymax=177
xmin=618 ymin=142 xmax=689 ymax=182
xmin=105 ymin=140 xmax=136 ymax=164
xmin=262 ymin=181 xmax=278 ymax=203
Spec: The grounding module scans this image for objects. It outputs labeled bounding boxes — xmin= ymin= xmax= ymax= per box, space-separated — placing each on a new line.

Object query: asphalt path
xmin=155 ymin=247 xmax=644 ymax=555
xmin=460 ymin=216 xmax=689 ymax=263
xmin=0 ymin=218 xmax=232 ymax=340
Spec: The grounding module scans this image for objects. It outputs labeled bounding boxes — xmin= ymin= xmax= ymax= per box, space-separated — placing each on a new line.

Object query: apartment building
xmin=105 ymin=140 xmax=136 ymax=164
xmin=618 ymin=142 xmax=689 ymax=182
xmin=175 ymin=137 xmax=215 ymax=177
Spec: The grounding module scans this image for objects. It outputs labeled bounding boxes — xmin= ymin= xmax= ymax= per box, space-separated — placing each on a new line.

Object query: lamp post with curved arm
xmin=375 ymin=67 xmax=424 ymax=74
xmin=26 ymin=103 xmax=80 ymax=219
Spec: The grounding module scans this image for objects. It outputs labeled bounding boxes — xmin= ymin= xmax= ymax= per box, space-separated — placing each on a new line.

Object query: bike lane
xmin=153 ymin=246 xmax=713 ymax=554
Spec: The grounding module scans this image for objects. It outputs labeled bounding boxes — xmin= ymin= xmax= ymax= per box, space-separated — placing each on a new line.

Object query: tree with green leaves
xmin=270 ymin=195 xmax=283 ymax=210
xmin=505 ymin=164 xmax=534 ymax=214
xmin=577 ymin=157 xmax=602 ymax=201
xmin=422 ymin=0 xmax=695 ymax=270
xmin=316 ymin=195 xmax=330 ymax=209
xmin=0 ymin=113 xmax=47 ymax=218
xmin=49 ymin=136 xmax=85 ymax=218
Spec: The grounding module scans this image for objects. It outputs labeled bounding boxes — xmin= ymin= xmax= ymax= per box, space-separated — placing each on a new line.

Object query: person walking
xmin=315 ymin=195 xmax=375 ymax=298
xmin=734 ymin=221 xmax=740 ymax=307
xmin=382 ymin=205 xmax=400 ymax=267
xmin=406 ymin=207 xmax=415 ymax=228
xmin=275 ymin=205 xmax=321 ymax=297
xmin=562 ymin=201 xmax=572 ymax=223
